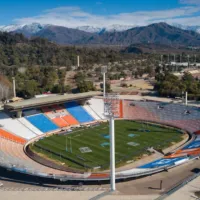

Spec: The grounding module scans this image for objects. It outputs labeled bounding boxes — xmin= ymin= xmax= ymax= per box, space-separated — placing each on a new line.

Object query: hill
xmin=83 ymin=23 xmax=200 ymax=46
xmin=0 ymin=32 xmax=125 ymax=67
xmin=34 ymin=25 xmax=93 ymax=45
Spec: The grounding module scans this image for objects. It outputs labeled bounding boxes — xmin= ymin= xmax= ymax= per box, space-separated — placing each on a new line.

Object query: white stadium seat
xmin=0 ymin=112 xmax=37 ymax=140
xmin=18 ymin=117 xmax=43 ymax=136
xmin=83 ymin=104 xmax=101 ymax=120
xmin=88 ymin=98 xmax=106 ymax=119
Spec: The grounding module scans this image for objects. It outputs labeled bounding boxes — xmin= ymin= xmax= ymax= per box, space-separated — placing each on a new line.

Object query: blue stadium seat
xmin=26 ymin=114 xmax=59 ymax=133
xmin=139 ymin=157 xmax=187 ymax=168
xmin=64 ymin=102 xmax=94 ymax=123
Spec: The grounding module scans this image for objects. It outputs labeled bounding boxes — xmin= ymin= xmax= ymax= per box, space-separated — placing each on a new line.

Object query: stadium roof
xmin=4 ymin=91 xmax=102 ymax=111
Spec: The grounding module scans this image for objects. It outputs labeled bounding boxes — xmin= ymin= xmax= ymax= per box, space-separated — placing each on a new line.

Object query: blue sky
xmin=0 ymin=0 xmax=200 ymax=27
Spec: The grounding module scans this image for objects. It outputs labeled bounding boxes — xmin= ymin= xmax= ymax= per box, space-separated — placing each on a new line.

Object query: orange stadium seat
xmin=164 ymin=154 xmax=187 ymax=159
xmin=52 ymin=117 xmax=69 ymax=128
xmin=62 ymin=115 xmax=79 ymax=125
xmin=89 ymin=173 xmax=109 ymax=178
xmin=119 ymin=100 xmax=123 ymax=118
xmin=164 ymin=148 xmax=200 ymax=158
xmin=0 ymin=129 xmax=26 ymax=144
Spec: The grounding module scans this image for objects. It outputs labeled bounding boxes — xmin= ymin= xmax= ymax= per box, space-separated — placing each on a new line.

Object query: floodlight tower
xmin=104 ymin=93 xmax=119 ymax=192
xmin=182 ymin=91 xmax=184 ymax=103
xmin=174 ymin=54 xmax=176 ymax=72
xmin=187 ymin=55 xmax=190 ymax=68
xmin=101 ymin=66 xmax=107 ymax=97
xmin=77 ymin=55 xmax=80 ymax=67
xmin=12 ymin=77 xmax=16 ymax=98
xmin=185 ymin=91 xmax=188 ymax=106
xmin=161 ymin=55 xmax=163 ymax=64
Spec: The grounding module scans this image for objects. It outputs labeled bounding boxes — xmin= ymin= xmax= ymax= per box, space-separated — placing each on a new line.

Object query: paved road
xmin=116 ymin=158 xmax=200 ymax=195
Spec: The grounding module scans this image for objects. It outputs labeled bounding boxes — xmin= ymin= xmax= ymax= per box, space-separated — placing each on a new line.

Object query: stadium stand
xmin=123 ymin=100 xmax=159 ymax=121
xmin=83 ymin=104 xmax=101 ymax=120
xmin=88 ymin=173 xmax=109 ymax=179
xmin=62 ymin=115 xmax=79 ymax=126
xmin=139 ymin=156 xmax=188 ymax=169
xmin=0 ymin=137 xmax=78 ymax=176
xmin=41 ymin=105 xmax=72 ymax=128
xmin=0 ymin=112 xmax=37 ymax=140
xmin=87 ymin=98 xmax=106 ymax=119
xmin=23 ymin=109 xmax=41 ymax=117
xmin=0 ymin=129 xmax=26 ymax=144
xmin=42 ymin=105 xmax=69 ymax=118
xmin=123 ymin=100 xmax=200 ymax=133
xmin=52 ymin=117 xmax=69 ymax=128
xmin=26 ymin=114 xmax=59 ymax=133
xmin=18 ymin=118 xmax=43 ymax=136
xmin=165 ymin=134 xmax=200 ymax=158
xmin=41 ymin=106 xmax=51 ymax=113
xmin=64 ymin=101 xmax=94 ymax=123
xmin=1 ymin=98 xmax=200 ymax=181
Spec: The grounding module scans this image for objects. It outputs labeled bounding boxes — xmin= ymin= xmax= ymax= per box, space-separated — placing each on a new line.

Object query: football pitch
xmin=30 ymin=120 xmax=184 ymax=171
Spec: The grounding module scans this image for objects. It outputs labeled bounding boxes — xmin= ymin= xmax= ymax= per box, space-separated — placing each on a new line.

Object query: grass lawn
xmin=30 ymin=120 xmax=184 ymax=171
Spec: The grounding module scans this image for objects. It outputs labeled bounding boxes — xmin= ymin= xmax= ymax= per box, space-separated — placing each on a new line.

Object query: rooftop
xmin=5 ymin=91 xmax=102 ymax=111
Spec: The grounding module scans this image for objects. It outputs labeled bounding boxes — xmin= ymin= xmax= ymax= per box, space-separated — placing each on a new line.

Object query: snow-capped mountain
xmin=1 ymin=22 xmax=200 ymax=36
xmin=0 ymin=23 xmax=50 ymax=38
xmin=172 ymin=23 xmax=200 ymax=34
xmin=1 ymin=22 xmax=200 ymax=46
xmin=0 ymin=23 xmax=48 ymax=33
xmin=105 ymin=24 xmax=135 ymax=32
xmin=0 ymin=24 xmax=25 ymax=32
xmin=19 ymin=23 xmax=49 ymax=34
xmin=76 ymin=26 xmax=103 ymax=33
xmin=0 ymin=23 xmax=134 ymax=34
xmin=76 ymin=24 xmax=134 ymax=33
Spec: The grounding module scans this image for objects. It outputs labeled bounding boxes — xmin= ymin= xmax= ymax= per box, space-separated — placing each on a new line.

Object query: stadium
xmin=0 ymin=90 xmax=199 ymax=186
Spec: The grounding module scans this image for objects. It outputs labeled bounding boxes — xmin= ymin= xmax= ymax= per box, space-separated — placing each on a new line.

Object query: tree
xmin=17 ymin=80 xmax=38 ymax=98
xmin=77 ymin=81 xmax=95 ymax=93
xmin=51 ymin=84 xmax=62 ymax=93
xmin=74 ymin=72 xmax=86 ymax=83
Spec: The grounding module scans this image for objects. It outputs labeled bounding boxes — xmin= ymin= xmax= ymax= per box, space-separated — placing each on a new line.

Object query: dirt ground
xmin=110 ymin=79 xmax=153 ymax=92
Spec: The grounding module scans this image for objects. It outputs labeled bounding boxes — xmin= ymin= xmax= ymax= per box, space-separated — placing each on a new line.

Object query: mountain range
xmin=1 ymin=22 xmax=200 ymax=34
xmin=1 ymin=22 xmax=200 ymax=46
xmin=0 ymin=23 xmax=134 ymax=35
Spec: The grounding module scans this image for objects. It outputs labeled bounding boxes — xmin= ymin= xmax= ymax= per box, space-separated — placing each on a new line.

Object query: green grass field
xmin=30 ymin=120 xmax=184 ymax=171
